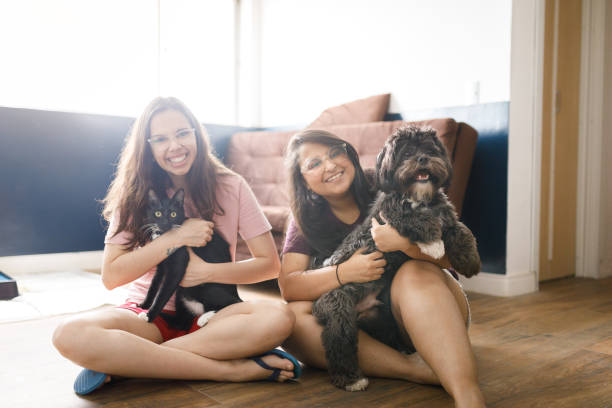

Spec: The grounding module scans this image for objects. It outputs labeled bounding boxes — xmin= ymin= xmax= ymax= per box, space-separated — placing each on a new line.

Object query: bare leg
xmin=282 ymin=301 xmax=438 ymax=385
xmin=162 ymin=301 xmax=294 ymax=359
xmin=390 ymin=260 xmax=485 ymax=408
xmin=52 ymin=301 xmax=297 ymax=385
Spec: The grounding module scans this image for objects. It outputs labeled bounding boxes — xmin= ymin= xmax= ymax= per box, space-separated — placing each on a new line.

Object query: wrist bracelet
xmin=335 ymin=264 xmax=343 ymax=285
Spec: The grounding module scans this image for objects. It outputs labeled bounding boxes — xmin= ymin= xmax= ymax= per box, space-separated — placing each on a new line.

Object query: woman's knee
xmin=391 ymin=261 xmax=469 ymax=324
xmin=392 ymin=260 xmax=446 ymax=293
xmin=53 ymin=310 xmax=134 ymax=362
xmin=286 ymin=301 xmax=313 ymax=317
xmin=254 ymin=302 xmax=296 ymax=340
xmin=52 ymin=316 xmax=98 ymax=361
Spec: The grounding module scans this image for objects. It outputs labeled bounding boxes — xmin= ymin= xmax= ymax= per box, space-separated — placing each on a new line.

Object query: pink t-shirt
xmin=104 ymin=173 xmax=272 ymax=310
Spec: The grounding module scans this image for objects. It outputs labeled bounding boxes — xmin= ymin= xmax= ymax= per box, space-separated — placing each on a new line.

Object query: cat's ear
xmin=148 ymin=189 xmax=160 ymax=205
xmin=173 ymin=188 xmax=185 ymax=204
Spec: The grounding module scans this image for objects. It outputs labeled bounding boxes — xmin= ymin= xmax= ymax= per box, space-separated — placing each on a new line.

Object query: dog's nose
xmin=417 ymin=156 xmax=428 ymax=164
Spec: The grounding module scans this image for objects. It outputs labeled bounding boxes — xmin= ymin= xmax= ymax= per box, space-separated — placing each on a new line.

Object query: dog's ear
xmin=376 ymin=137 xmax=396 ymax=193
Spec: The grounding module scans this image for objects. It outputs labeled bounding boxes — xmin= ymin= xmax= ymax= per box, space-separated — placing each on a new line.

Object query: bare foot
xmin=96 ymin=375 xmax=113 ymax=391
xmin=235 ymin=353 xmax=296 ymax=383
xmin=404 ymin=352 xmax=439 ymax=385
xmin=97 ymin=375 xmax=128 ymax=391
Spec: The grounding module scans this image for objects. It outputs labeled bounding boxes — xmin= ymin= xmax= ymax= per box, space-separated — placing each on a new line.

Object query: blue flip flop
xmin=73 ymin=368 xmax=107 ymax=395
xmin=250 ymin=348 xmax=302 ymax=381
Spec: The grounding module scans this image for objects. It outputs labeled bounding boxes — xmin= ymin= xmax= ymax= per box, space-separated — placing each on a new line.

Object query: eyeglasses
xmin=300 ymin=143 xmax=348 ymax=174
xmin=147 ymin=128 xmax=196 ymax=148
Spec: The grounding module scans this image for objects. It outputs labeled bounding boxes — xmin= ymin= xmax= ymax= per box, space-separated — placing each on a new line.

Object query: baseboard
xmin=599 ymin=258 xmax=612 ymax=278
xmin=0 ymin=251 xmax=104 ymax=275
xmin=459 ymin=270 xmax=538 ymax=297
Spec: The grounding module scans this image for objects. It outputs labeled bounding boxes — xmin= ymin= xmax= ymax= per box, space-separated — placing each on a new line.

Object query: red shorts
xmin=117 ymin=302 xmax=201 ymax=342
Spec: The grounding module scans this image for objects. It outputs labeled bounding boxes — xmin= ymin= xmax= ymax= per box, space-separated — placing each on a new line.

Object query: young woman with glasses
xmin=52 ymin=97 xmax=300 ymax=395
xmin=280 ymin=129 xmax=485 ymax=407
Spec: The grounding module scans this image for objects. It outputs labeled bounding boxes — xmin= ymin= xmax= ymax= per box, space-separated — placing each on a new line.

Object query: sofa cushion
xmin=227 ymin=129 xmax=294 ymax=207
xmin=262 ymin=205 xmax=290 ymax=233
xmin=308 ymin=94 xmax=391 ymax=128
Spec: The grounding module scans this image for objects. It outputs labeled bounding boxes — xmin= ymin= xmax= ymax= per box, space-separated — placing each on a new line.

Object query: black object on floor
xmin=0 ymin=271 xmax=18 ymax=300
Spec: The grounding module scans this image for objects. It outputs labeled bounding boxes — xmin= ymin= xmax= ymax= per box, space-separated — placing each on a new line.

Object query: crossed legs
xmin=53 ymin=301 xmax=297 ymax=384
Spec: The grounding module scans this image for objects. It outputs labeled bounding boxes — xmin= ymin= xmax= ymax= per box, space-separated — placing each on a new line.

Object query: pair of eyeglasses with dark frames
xmin=147 ymin=128 xmax=196 ymax=147
xmin=301 ymin=143 xmax=348 ymax=174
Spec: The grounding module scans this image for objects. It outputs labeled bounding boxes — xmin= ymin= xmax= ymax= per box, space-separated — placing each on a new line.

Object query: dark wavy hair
xmin=285 ymin=129 xmax=376 ymax=261
xmin=102 ymin=96 xmax=233 ymax=249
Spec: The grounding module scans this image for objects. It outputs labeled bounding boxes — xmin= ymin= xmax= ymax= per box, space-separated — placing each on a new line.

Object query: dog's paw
xmin=417 ymin=240 xmax=445 ymax=259
xmin=137 ymin=311 xmax=149 ymax=321
xmin=345 ymin=377 xmax=369 ymax=392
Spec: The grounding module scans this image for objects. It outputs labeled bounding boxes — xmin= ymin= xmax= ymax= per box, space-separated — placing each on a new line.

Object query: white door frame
xmin=576 ymin=0 xmax=606 ymax=279
xmin=461 ymin=0 xmax=545 ymax=296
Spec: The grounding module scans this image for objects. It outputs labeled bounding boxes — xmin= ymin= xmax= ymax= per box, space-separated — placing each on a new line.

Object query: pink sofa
xmin=226 ymin=118 xmax=477 ymax=260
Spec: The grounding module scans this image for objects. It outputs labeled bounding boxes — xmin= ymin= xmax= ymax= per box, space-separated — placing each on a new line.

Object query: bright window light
xmin=160 ymin=0 xmax=236 ymax=124
xmin=0 ymin=0 xmax=235 ymax=122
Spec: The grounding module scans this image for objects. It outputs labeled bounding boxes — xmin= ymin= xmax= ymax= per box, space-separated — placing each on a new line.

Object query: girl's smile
xmin=166 ymin=152 xmax=189 ymax=167
xmin=325 ymin=170 xmax=345 ymax=183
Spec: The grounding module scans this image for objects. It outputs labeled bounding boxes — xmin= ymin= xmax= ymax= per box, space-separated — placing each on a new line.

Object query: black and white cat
xmin=137 ymin=189 xmax=242 ymax=330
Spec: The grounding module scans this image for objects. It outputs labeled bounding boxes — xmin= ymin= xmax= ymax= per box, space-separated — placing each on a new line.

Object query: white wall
xmin=247 ymin=0 xmax=512 ymax=126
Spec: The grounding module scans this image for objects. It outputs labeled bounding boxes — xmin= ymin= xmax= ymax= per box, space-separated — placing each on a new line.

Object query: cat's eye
xmin=154 ymin=211 xmax=162 ymax=217
xmin=170 ymin=211 xmax=177 ymax=218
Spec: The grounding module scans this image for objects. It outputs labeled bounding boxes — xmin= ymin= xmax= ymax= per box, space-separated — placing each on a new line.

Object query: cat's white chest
xmin=182 ymin=298 xmax=205 ymax=316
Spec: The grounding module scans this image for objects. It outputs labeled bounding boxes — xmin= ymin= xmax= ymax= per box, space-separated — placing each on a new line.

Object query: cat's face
xmin=144 ymin=189 xmax=186 ymax=239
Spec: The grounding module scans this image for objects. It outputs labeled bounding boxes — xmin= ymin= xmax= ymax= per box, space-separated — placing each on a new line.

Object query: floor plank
xmin=2 ymin=277 xmax=612 ymax=407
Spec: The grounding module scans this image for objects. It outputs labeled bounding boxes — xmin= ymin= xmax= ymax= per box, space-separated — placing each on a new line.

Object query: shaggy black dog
xmin=312 ymin=125 xmax=480 ymax=391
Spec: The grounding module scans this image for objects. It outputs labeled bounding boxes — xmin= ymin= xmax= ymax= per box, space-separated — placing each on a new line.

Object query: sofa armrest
xmin=446 ymin=122 xmax=478 ymax=216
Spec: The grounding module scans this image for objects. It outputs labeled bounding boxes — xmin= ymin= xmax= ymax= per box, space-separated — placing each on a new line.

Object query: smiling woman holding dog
xmin=280 ymin=128 xmax=485 ymax=407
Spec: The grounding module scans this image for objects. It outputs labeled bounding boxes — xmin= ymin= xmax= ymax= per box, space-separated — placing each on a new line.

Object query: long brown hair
xmin=285 ymin=129 xmax=376 ymax=260
xmin=102 ymin=96 xmax=232 ymax=249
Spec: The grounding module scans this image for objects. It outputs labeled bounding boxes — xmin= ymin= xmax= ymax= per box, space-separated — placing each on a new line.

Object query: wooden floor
xmin=2 ymin=277 xmax=612 ymax=407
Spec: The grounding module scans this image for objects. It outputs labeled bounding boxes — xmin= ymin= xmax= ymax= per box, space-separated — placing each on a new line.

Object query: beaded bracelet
xmin=335 ymin=264 xmax=343 ymax=285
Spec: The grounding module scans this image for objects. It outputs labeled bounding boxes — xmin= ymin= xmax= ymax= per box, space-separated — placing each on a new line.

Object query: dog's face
xmin=376 ymin=126 xmax=452 ymax=202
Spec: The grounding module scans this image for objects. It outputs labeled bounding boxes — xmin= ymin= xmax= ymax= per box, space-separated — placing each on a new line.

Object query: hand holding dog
xmin=340 ymin=248 xmax=386 ymax=283
xmin=370 ymin=213 xmax=414 ymax=253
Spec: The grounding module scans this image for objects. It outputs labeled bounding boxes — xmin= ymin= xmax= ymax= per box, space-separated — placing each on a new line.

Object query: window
xmin=0 ymin=0 xmax=236 ymax=123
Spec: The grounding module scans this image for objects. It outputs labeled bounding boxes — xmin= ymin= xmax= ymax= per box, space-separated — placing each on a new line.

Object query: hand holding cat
xmin=175 ymin=218 xmax=214 ymax=247
xmin=180 ymin=247 xmax=213 ymax=287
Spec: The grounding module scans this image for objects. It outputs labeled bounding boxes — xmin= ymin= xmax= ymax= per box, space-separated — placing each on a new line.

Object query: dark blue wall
xmin=401 ymin=102 xmax=509 ymax=274
xmin=0 ymin=108 xmax=130 ymax=256
xmin=0 ymin=107 xmax=249 ymax=256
